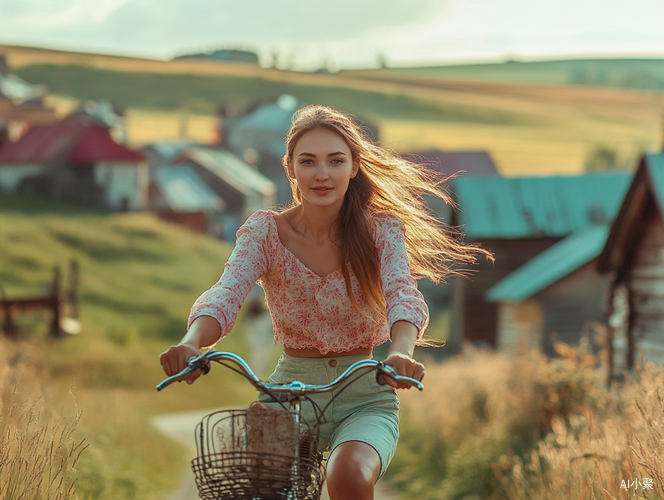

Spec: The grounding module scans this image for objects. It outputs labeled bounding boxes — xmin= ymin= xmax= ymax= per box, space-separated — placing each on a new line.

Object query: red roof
xmin=69 ymin=126 xmax=143 ymax=164
xmin=0 ymin=115 xmax=143 ymax=165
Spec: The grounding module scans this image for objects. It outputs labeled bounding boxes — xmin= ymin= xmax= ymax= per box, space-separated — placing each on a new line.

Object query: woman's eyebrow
xmin=297 ymin=151 xmax=348 ymax=157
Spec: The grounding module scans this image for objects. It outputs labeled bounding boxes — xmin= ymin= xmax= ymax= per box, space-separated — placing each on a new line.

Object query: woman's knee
xmin=326 ymin=441 xmax=380 ymax=499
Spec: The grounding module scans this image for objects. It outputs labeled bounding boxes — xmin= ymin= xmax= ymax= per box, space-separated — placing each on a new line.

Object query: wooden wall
xmin=627 ymin=208 xmax=664 ymax=366
xmin=497 ymin=299 xmax=544 ymax=354
xmin=537 ymin=261 xmax=611 ymax=356
xmin=496 ymin=261 xmax=610 ymax=356
xmin=453 ymin=237 xmax=560 ymax=347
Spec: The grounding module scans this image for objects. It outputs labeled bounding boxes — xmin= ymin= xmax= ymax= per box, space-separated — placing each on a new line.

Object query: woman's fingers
xmin=378 ymin=373 xmax=399 ymax=388
xmin=382 ymin=354 xmax=425 ymax=390
xmin=159 ymin=345 xmax=201 ymax=382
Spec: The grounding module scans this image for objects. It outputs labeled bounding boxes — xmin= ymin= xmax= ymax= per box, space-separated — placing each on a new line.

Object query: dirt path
xmin=151 ymin=408 xmax=399 ymax=500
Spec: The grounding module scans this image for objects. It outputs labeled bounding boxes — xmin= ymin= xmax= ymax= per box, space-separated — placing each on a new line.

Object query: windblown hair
xmin=282 ymin=104 xmax=493 ymax=319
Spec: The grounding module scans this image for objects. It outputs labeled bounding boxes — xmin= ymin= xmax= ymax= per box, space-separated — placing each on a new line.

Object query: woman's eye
xmin=331 ymin=158 xmax=344 ymax=165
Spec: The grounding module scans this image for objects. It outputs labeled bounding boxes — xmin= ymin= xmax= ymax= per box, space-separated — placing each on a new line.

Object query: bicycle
xmin=157 ymin=349 xmax=424 ymax=500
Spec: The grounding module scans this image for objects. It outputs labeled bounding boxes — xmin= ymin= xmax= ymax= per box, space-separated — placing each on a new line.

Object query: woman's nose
xmin=315 ymin=166 xmax=329 ymax=180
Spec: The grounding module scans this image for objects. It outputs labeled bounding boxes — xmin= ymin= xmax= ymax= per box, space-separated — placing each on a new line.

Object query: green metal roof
xmin=454 ymin=173 xmax=631 ymax=239
xmin=486 ymin=225 xmax=609 ymax=302
xmin=186 ymin=148 xmax=276 ymax=197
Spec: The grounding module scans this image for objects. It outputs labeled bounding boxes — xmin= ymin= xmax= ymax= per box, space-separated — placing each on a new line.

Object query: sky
xmin=1 ymin=0 xmax=664 ymax=70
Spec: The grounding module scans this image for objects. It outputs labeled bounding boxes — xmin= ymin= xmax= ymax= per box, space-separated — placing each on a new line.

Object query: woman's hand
xmin=381 ymin=320 xmax=424 ymax=389
xmin=381 ymin=352 xmax=425 ymax=390
xmin=159 ymin=343 xmax=203 ymax=385
xmin=159 ymin=316 xmax=222 ymax=385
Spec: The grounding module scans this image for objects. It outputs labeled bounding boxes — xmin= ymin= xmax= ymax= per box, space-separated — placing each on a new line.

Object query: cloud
xmin=0 ymin=0 xmax=447 ymax=59
xmin=2 ymin=0 xmax=664 ymax=67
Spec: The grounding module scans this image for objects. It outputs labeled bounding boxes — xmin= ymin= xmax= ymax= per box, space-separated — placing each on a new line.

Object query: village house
xmin=486 ymin=225 xmax=613 ymax=356
xmin=148 ymin=164 xmax=225 ymax=235
xmin=0 ymin=113 xmax=147 ymax=211
xmin=449 ymin=173 xmax=631 ymax=351
xmin=598 ymin=152 xmax=664 ymax=377
xmin=0 ymin=55 xmax=57 ymax=149
xmin=217 ymin=94 xmax=298 ymax=205
xmin=174 ymin=147 xmax=276 ymax=240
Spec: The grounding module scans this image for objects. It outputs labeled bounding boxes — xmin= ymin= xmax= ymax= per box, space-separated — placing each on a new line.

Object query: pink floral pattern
xmin=188 ymin=210 xmax=429 ymax=354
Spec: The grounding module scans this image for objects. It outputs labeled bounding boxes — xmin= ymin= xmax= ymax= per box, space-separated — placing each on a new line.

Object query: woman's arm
xmin=381 ymin=320 xmax=425 ymax=390
xmin=159 ymin=211 xmax=271 ymax=384
xmin=373 ymin=214 xmax=428 ymax=389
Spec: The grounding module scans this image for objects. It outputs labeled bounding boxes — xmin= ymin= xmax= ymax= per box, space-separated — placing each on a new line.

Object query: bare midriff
xmin=283 ymin=346 xmax=373 ymax=358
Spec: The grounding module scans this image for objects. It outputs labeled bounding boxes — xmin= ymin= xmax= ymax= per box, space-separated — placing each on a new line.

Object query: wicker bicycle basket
xmin=191 ymin=404 xmax=326 ymax=500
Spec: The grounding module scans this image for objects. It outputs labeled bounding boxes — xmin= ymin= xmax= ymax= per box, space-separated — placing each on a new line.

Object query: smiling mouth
xmin=312 ymin=187 xmax=333 ymax=192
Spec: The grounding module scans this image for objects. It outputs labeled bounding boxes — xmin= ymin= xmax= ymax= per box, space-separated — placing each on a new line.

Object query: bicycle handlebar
xmin=156 ymin=350 xmax=424 ymax=393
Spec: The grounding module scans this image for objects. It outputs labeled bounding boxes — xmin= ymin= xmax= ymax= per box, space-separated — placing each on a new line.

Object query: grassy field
xmin=345 ymin=58 xmax=664 ymax=90
xmin=0 ymin=193 xmax=270 ymax=499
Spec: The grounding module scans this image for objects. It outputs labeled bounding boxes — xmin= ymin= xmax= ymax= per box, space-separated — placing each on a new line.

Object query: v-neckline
xmin=267 ymin=211 xmax=343 ymax=280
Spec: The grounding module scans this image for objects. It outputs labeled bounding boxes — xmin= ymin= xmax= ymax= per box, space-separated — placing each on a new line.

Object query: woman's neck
xmin=290 ymin=202 xmax=340 ymax=243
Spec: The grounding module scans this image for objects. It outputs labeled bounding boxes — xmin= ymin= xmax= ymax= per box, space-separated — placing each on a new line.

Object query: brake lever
xmin=188 ymin=355 xmax=211 ymax=375
xmin=156 ymin=354 xmax=210 ymax=391
xmin=376 ymin=362 xmax=424 ymax=391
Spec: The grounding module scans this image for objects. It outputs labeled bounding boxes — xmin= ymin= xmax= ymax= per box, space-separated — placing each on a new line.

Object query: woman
xmin=160 ymin=105 xmax=489 ymax=500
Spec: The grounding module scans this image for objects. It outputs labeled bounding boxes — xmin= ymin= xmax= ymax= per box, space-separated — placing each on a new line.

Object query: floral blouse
xmin=188 ymin=210 xmax=429 ymax=354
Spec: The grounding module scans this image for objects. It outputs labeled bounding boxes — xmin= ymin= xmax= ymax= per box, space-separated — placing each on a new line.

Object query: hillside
xmin=346 ymin=58 xmax=664 ymax=90
xmin=2 ymin=44 xmax=663 ymax=175
xmin=0 ymin=193 xmax=239 ymax=342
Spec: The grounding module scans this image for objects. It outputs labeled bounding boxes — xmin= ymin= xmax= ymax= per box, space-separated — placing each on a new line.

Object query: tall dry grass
xmin=0 ymin=339 xmax=86 ymax=500
xmin=390 ymin=338 xmax=664 ymax=500
xmin=496 ymin=354 xmax=664 ymax=500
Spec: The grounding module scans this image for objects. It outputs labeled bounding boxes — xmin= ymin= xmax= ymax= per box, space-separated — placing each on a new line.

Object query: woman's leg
xmin=326 ymin=441 xmax=381 ymax=500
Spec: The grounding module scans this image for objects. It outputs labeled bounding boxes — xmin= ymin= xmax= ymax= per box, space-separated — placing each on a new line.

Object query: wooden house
xmin=176 ymin=147 xmax=276 ymax=240
xmin=0 ymin=55 xmax=57 ymax=148
xmin=486 ymin=226 xmax=612 ymax=355
xmin=598 ymin=152 xmax=664 ymax=375
xmin=219 ymin=95 xmax=298 ymax=205
xmin=450 ymin=173 xmax=631 ymax=350
xmin=149 ymin=165 xmax=225 ymax=235
xmin=0 ymin=114 xmax=147 ymax=211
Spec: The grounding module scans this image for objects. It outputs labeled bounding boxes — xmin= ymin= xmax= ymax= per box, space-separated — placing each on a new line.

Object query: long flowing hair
xmin=282 ymin=104 xmax=493 ymax=319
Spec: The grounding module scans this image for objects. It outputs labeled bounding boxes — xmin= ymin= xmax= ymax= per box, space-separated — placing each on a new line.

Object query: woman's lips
xmin=312 ymin=187 xmax=333 ymax=195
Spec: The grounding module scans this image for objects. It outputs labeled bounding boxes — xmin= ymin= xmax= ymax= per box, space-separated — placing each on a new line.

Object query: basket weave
xmin=192 ymin=405 xmax=325 ymax=499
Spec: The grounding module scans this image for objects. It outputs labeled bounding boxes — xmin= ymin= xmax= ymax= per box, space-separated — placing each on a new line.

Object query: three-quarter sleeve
xmin=187 ymin=211 xmax=270 ymax=338
xmin=374 ymin=213 xmax=429 ymax=337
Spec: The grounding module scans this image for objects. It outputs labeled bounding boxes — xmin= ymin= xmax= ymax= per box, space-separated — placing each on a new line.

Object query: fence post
xmin=49 ymin=265 xmax=62 ymax=338
xmin=67 ymin=259 xmax=79 ymax=319
xmin=0 ymin=281 xmax=16 ymax=339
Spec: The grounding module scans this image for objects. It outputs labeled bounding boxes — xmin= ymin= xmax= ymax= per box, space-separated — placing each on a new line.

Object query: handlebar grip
xmin=156 ymin=355 xmax=210 ymax=391
xmin=376 ymin=362 xmax=424 ymax=391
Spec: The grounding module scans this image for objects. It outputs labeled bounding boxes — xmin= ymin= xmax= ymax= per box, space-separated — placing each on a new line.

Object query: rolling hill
xmin=2 ymin=44 xmax=663 ymax=175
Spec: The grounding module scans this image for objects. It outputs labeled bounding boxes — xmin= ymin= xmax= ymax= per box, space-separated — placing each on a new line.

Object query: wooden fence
xmin=0 ymin=259 xmax=79 ymax=338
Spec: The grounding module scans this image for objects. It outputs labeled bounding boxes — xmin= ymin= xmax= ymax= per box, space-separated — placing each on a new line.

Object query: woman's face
xmin=288 ymin=127 xmax=358 ymax=210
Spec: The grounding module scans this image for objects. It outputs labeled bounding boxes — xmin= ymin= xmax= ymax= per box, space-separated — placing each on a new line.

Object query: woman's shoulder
xmin=237 ymin=210 xmax=276 ymax=239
